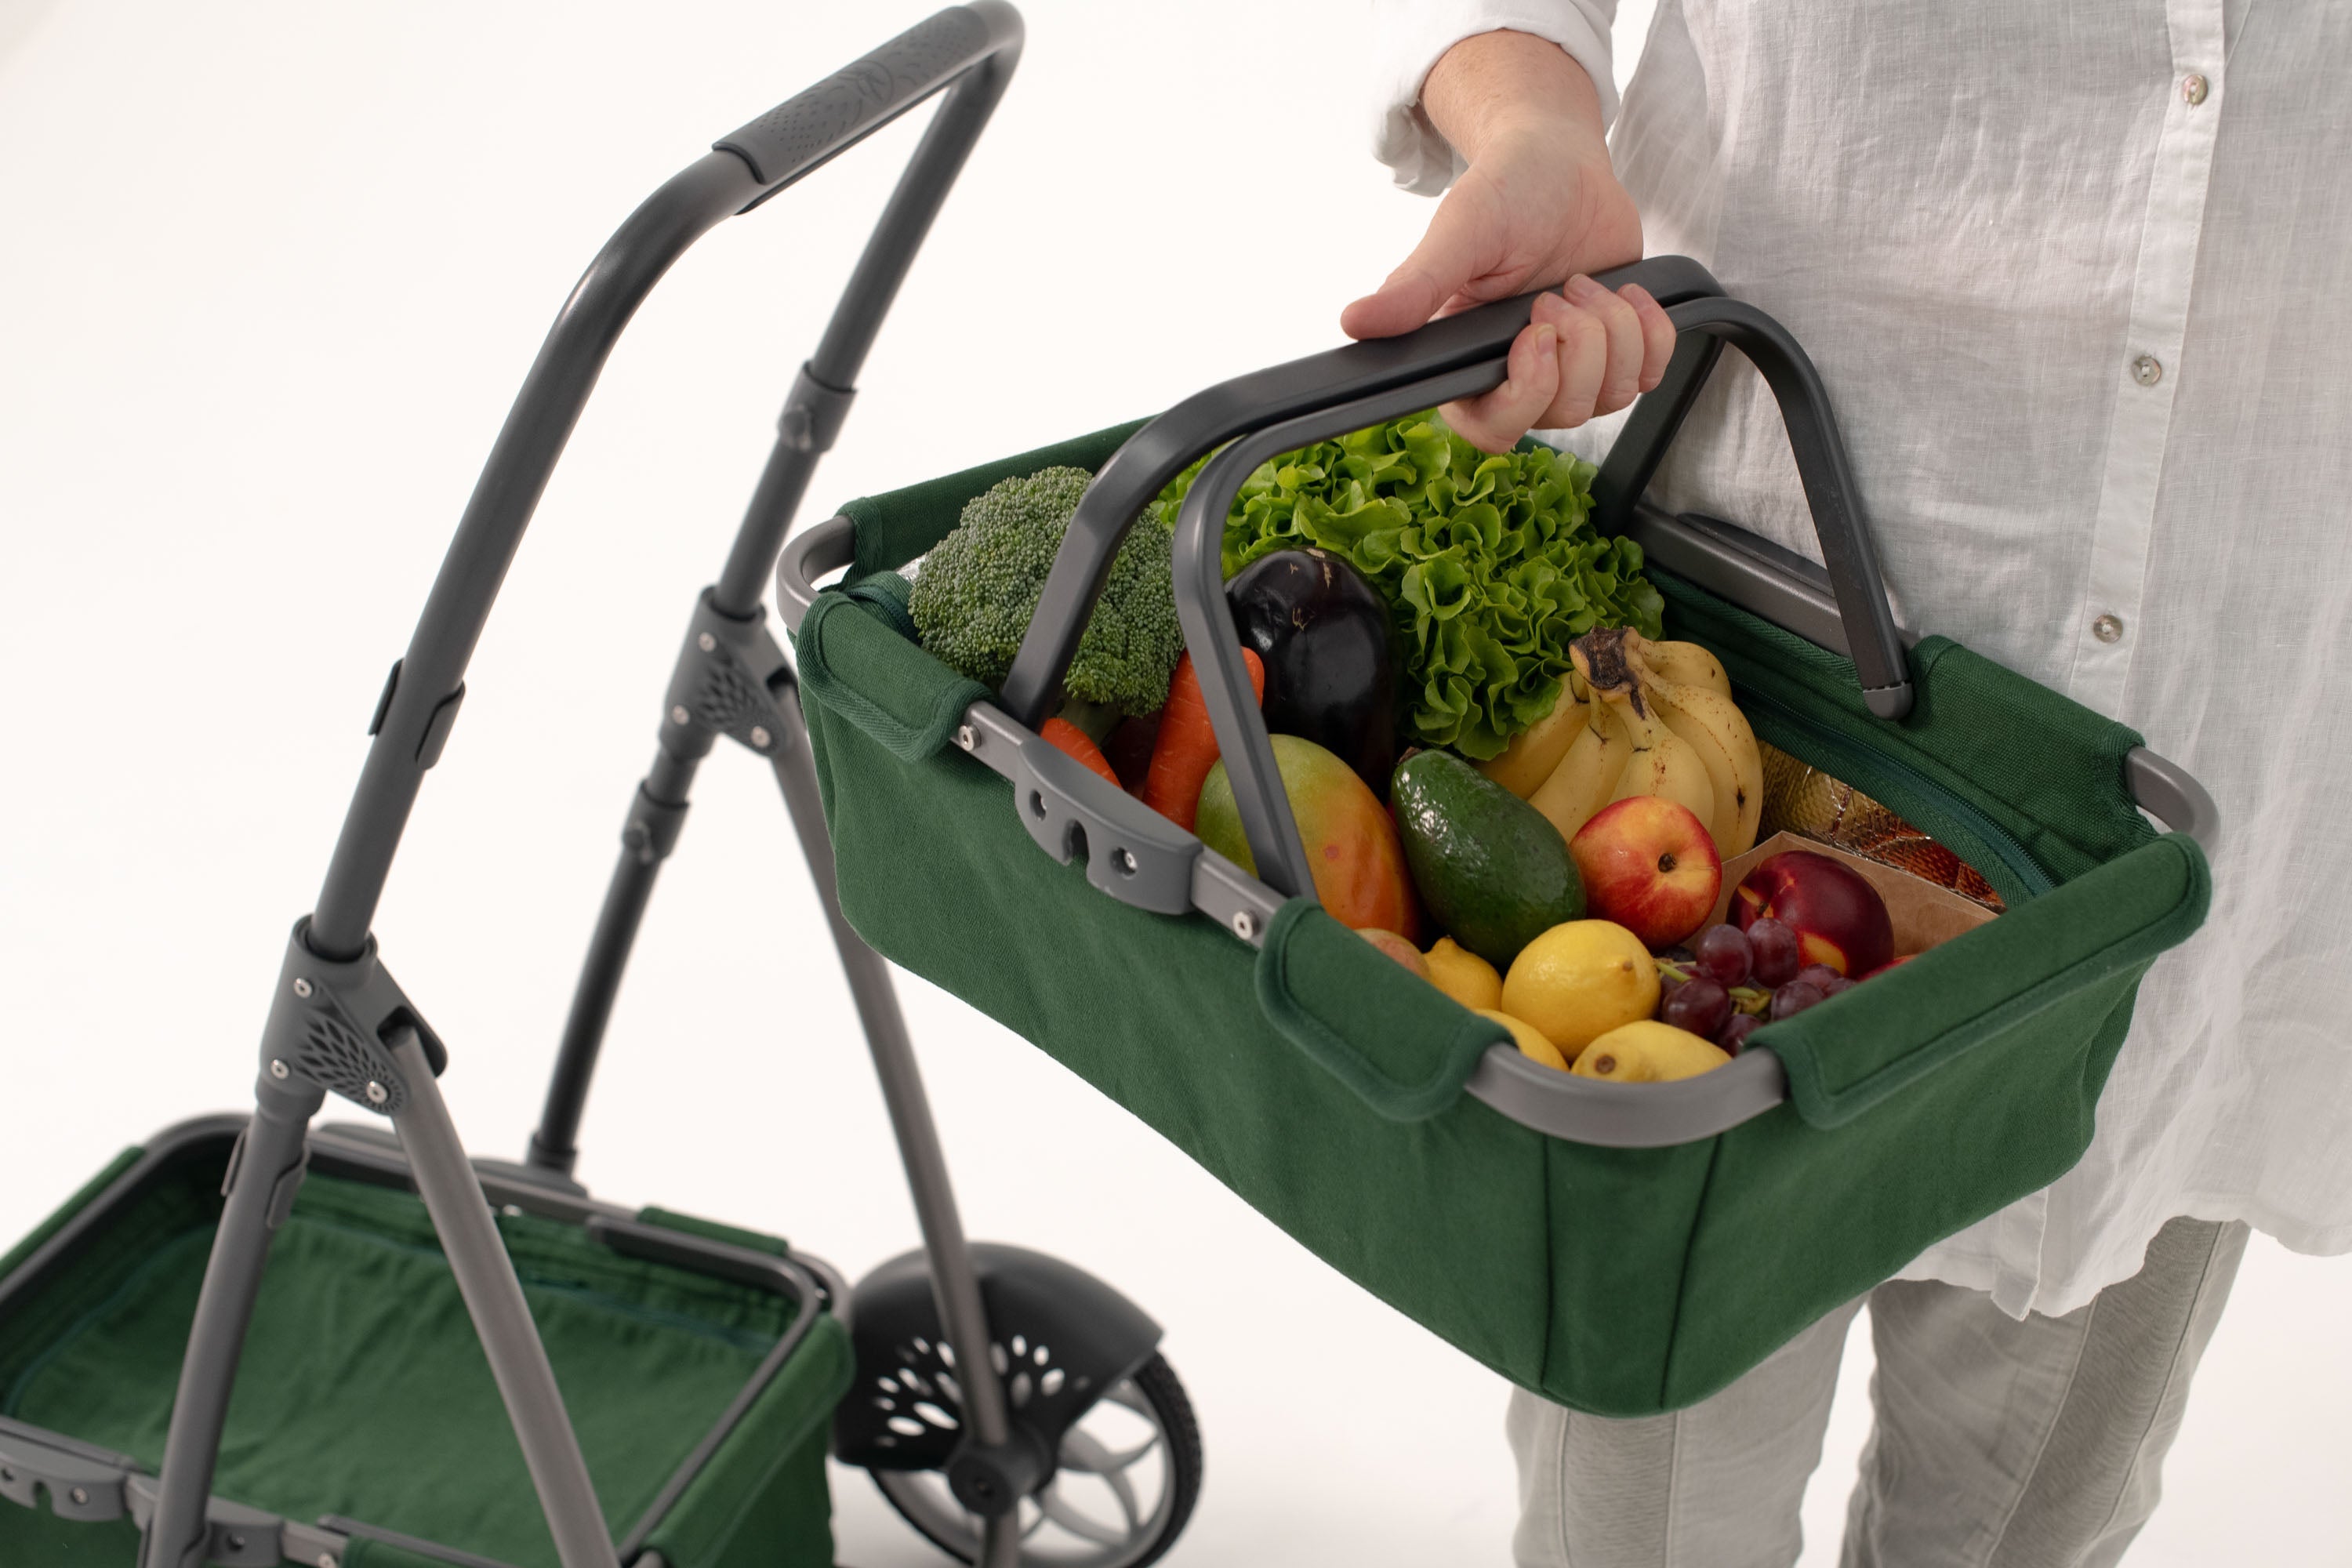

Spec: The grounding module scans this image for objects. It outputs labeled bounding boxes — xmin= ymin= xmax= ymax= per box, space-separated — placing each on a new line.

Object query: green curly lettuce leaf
xmin=1152 ymin=413 xmax=1661 ymax=760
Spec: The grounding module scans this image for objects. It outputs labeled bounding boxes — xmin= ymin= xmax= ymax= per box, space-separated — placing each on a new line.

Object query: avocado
xmin=1391 ymin=749 xmax=1584 ymax=969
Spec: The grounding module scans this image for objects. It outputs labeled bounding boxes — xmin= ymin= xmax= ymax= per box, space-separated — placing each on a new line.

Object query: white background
xmin=2 ymin=2 xmax=2346 ymax=1563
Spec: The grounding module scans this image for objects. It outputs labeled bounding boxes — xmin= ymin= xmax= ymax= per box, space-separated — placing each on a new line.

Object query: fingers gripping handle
xmin=716 ymin=1 xmax=1022 ymax=190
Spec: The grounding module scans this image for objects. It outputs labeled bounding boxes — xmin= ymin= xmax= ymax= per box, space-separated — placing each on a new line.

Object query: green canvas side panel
xmin=0 ymin=1150 xmax=225 ymax=1401
xmin=650 ymin=1425 xmax=837 ymax=1568
xmin=1538 ymin=1137 xmax=1716 ymax=1415
xmin=0 ymin=1505 xmax=143 ymax=1564
xmin=802 ymin=697 xmax=1559 ymax=1390
xmin=645 ymin=1321 xmax=851 ymax=1568
xmin=0 ymin=1145 xmax=145 ymax=1287
xmin=838 ymin=416 xmax=1152 ymax=576
xmin=1660 ymin=975 xmax=2143 ymax=1410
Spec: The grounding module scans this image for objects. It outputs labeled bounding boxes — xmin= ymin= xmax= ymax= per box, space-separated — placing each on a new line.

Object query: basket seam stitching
xmin=1653 ymin=1132 xmax=1727 ymax=1411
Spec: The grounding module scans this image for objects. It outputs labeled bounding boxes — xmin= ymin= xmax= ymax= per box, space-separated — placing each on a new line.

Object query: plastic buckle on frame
xmin=255 ymin=918 xmax=447 ymax=1119
xmin=659 ymin=590 xmax=797 ymax=762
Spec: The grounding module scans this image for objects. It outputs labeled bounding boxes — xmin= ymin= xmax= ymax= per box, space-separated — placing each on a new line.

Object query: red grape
xmin=1798 ymin=964 xmax=1843 ymax=991
xmin=1769 ymin=979 xmax=1826 ymax=1020
xmin=1748 ymin=917 xmax=1801 ymax=986
xmin=1661 ymin=976 xmax=1733 ymax=1039
xmin=1693 ymin=924 xmax=1753 ymax=988
xmin=1718 ymin=1013 xmax=1762 ymax=1055
xmin=1821 ymin=975 xmax=1857 ymax=997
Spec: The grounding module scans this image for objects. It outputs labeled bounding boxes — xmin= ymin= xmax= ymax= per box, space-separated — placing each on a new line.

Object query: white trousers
xmin=1506 ymin=1217 xmax=2249 ymax=1568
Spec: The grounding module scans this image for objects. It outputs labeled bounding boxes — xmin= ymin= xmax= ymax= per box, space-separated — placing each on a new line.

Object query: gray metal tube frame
xmin=764 ymin=706 xmax=1030 ymax=1566
xmin=384 ymin=1030 xmax=619 ymax=1568
xmin=531 ymin=0 xmax=1022 ymax=1176
xmin=142 ymin=9 xmax=1032 ymax=1568
xmin=137 ymin=1078 xmax=321 ymax=1568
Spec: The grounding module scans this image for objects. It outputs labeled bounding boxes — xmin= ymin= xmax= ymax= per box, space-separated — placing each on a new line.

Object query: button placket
xmin=2067 ymin=0 xmax=2224 ymax=713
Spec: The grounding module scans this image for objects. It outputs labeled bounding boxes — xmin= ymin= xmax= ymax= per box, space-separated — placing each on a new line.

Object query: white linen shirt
xmin=1374 ymin=0 xmax=2352 ymax=1317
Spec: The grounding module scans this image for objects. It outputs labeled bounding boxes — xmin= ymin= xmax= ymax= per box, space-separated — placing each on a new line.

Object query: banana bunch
xmin=1478 ymin=628 xmax=1762 ymax=858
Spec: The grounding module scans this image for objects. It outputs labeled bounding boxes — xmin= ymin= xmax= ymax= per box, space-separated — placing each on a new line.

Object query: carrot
xmin=1142 ymin=648 xmax=1266 ymax=830
xmin=1042 ymin=717 xmax=1120 ymax=786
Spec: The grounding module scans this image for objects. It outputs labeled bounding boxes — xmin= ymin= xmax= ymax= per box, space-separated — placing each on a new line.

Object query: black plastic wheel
xmin=871 ymin=1350 xmax=1202 ymax=1568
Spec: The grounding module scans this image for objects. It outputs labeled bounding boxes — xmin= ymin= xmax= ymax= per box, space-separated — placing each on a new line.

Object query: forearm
xmin=1421 ymin=28 xmax=1610 ymax=168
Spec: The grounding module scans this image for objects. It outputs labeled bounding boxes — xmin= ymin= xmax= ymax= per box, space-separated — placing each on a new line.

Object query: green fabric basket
xmin=0 ymin=1127 xmax=851 ymax=1566
xmin=792 ymin=420 xmax=2211 ymax=1417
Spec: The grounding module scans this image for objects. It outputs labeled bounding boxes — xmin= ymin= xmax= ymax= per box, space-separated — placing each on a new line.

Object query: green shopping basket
xmin=777 ymin=258 xmax=2218 ymax=1418
xmin=0 ymin=1120 xmax=849 ymax=1568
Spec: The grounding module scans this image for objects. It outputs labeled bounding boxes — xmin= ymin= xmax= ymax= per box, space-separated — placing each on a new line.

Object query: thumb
xmin=1341 ymin=186 xmax=1495 ymax=339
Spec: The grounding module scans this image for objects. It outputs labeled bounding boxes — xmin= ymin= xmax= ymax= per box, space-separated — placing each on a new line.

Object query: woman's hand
xmin=1343 ymin=30 xmax=1674 ymax=452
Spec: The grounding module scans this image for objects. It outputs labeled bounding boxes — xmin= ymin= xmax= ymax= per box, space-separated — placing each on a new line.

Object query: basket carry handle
xmin=1117 ymin=264 xmax=1910 ymax=900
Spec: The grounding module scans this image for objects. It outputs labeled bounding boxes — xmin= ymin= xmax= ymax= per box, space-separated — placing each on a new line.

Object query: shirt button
xmin=2131 ymin=354 xmax=2163 ymax=387
xmin=2183 ymin=74 xmax=2209 ymax=106
xmin=2092 ymin=613 xmax=2125 ymax=644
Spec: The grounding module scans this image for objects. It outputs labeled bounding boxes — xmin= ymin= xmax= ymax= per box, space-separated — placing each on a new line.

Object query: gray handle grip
xmin=715 ymin=1 xmax=1022 ymax=190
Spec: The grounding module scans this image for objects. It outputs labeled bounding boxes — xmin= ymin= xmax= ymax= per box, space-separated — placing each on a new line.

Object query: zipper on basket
xmin=1735 ymin=687 xmax=2057 ymax=902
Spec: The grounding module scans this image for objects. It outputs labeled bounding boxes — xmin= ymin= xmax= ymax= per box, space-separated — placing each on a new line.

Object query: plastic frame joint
xmin=659 ymin=590 xmax=797 ymax=760
xmin=778 ymin=362 xmax=855 ymax=454
xmin=256 ymin=919 xmax=447 ymax=1117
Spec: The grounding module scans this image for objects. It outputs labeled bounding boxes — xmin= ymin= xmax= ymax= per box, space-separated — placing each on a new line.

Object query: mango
xmin=1198 ymin=735 xmax=1418 ymax=938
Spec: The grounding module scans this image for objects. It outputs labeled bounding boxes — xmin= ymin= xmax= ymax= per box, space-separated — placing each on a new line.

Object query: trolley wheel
xmin=869 ymin=1350 xmax=1202 ymax=1568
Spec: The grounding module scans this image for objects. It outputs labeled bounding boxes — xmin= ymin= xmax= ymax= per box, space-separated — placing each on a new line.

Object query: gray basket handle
xmin=1014 ymin=261 xmax=1913 ymax=897
xmin=1589 ymin=299 xmax=1911 ymax=719
xmin=996 ymin=256 xmax=1723 ymax=731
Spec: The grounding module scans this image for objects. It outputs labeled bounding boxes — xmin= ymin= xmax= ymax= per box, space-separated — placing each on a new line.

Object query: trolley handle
xmin=717 ymin=0 xmax=1019 ymax=193
xmin=302 ymin=3 xmax=1024 ymax=963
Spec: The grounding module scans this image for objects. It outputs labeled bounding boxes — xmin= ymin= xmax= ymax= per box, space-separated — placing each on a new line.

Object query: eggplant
xmin=1225 ymin=547 xmax=1398 ymax=797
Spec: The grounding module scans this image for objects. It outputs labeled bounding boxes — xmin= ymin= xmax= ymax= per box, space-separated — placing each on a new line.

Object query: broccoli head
xmin=909 ymin=466 xmax=1184 ymax=716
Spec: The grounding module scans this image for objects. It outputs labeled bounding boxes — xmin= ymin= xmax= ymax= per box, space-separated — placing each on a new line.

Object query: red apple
xmin=1733 ymin=851 xmax=1894 ymax=978
xmin=1569 ymin=797 xmax=1724 ymax=949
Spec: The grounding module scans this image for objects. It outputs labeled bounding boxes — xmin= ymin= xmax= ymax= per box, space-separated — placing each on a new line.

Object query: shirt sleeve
xmin=1370 ymin=1 xmax=1619 ymax=196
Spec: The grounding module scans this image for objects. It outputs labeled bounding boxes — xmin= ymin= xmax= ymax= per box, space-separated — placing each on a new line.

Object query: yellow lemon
xmin=1425 ymin=937 xmax=1503 ymax=1012
xmin=1475 ymin=1010 xmax=1569 ymax=1071
xmin=1501 ymin=920 xmax=1660 ymax=1057
xmin=1570 ymin=1019 xmax=1730 ymax=1082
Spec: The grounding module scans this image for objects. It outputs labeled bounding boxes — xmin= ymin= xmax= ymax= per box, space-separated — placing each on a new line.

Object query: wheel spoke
xmin=1036 ymin=1476 xmax=1136 ymax=1548
xmin=1062 ymin=1428 xmax=1160 ymax=1473
xmin=1101 ymin=1378 xmax=1152 ymax=1418
xmin=1057 ymin=1429 xmax=1142 ymax=1534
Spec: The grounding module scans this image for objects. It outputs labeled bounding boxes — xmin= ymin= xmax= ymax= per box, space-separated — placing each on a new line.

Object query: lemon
xmin=1475 ymin=1008 xmax=1569 ymax=1071
xmin=1571 ymin=1019 xmax=1730 ymax=1082
xmin=1425 ymin=937 xmax=1503 ymax=1011
xmin=1501 ymin=920 xmax=1660 ymax=1057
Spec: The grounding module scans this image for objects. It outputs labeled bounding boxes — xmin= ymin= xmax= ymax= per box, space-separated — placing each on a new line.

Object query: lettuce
xmin=1155 ymin=413 xmax=1661 ymax=760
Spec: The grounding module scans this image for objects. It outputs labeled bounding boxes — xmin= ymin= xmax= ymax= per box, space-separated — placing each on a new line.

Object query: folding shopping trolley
xmin=2 ymin=8 xmax=1200 ymax=1568
xmin=1 ymin=1 xmax=2225 ymax=1565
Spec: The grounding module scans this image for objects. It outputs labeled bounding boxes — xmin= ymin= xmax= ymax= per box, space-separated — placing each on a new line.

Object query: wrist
xmin=1422 ymin=28 xmax=1610 ymax=168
